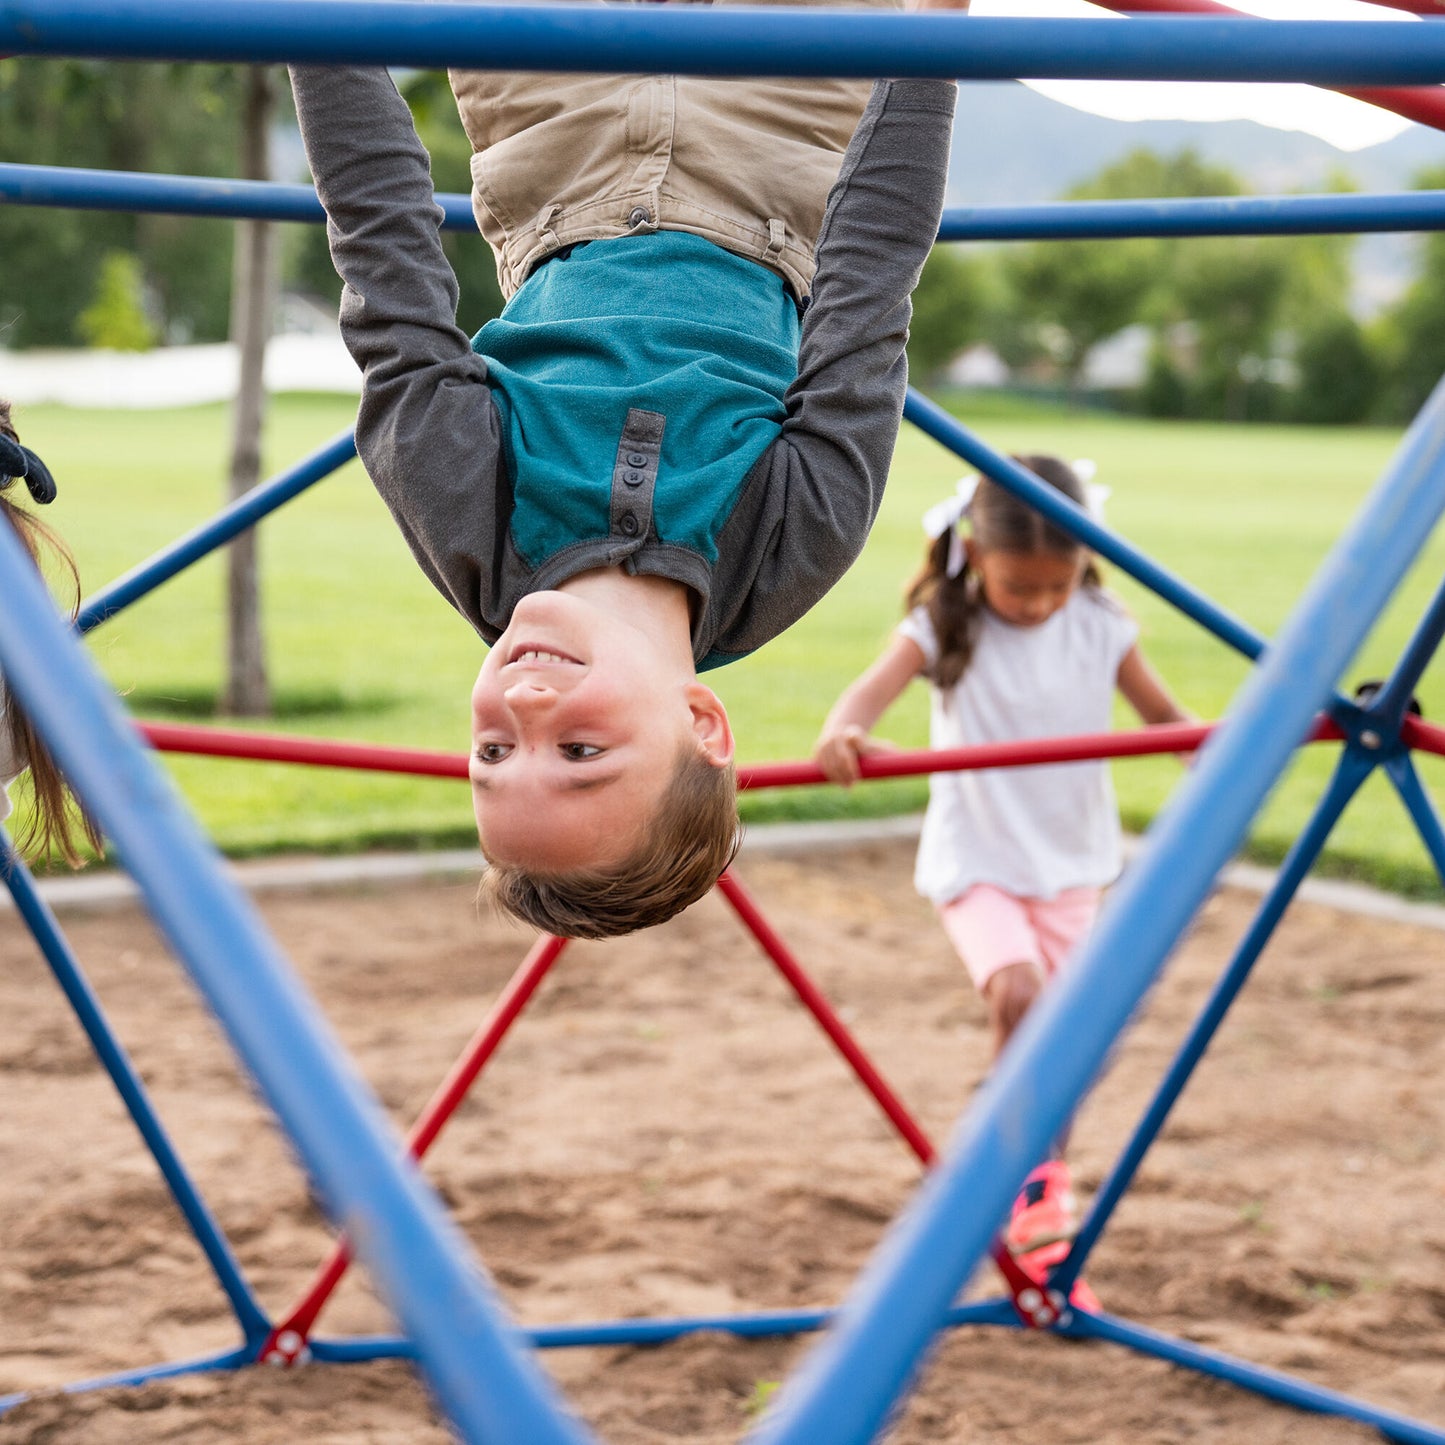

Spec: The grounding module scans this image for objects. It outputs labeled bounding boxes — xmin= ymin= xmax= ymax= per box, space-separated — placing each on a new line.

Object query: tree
xmin=1138 ymin=331 xmax=1189 ymax=418
xmin=1171 ymin=236 xmax=1294 ymax=421
xmin=1375 ymin=164 xmax=1445 ymax=423
xmin=998 ymin=148 xmax=1246 ymax=395
xmin=1064 ymin=152 xmax=1367 ymax=423
xmin=75 ymin=252 xmax=157 ymax=351
xmin=1002 ymin=236 xmax=1158 ymax=392
xmin=222 ymin=67 xmax=279 ymax=718
xmin=0 ymin=60 xmax=241 ymax=348
xmin=907 ymin=246 xmax=992 ymax=384
xmin=1291 ymin=312 xmax=1378 ymax=425
xmin=1074 ymin=147 xmax=1243 ymax=206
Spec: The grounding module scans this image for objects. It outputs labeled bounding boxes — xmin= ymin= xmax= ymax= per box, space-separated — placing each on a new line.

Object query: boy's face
xmin=469 ymin=590 xmax=730 ymax=873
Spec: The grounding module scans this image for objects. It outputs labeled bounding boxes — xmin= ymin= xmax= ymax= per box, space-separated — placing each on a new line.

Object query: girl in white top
xmin=813 ymin=455 xmax=1189 ymax=1278
xmin=0 ymin=400 xmax=99 ymax=866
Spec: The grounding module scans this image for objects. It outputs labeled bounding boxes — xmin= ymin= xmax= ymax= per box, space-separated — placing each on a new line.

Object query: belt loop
xmin=538 ymin=202 xmax=562 ymax=251
xmin=765 ymin=217 xmax=786 ymax=259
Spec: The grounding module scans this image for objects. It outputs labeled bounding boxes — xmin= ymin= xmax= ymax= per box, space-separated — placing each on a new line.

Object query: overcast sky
xmin=966 ymin=1 xmax=1420 ymax=151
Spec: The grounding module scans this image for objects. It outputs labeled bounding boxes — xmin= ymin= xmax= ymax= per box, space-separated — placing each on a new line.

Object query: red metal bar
xmin=1356 ymin=0 xmax=1445 ymax=15
xmin=141 ymin=717 xmax=1219 ymax=789
xmin=1085 ymin=0 xmax=1445 ymax=135
xmin=739 ymin=721 xmax=1215 ymax=791
xmin=139 ymin=720 xmax=469 ymax=779
xmin=1324 ymin=83 xmax=1445 ymax=133
xmin=715 ymin=869 xmax=1063 ymax=1327
xmin=717 ymin=870 xmax=938 ymax=1164
xmin=141 ymin=715 xmax=1350 ymax=793
xmin=740 ymin=717 xmax=1344 ymax=791
xmin=258 ymin=933 xmax=570 ymax=1363
xmin=1403 ymin=714 xmax=1445 ymax=757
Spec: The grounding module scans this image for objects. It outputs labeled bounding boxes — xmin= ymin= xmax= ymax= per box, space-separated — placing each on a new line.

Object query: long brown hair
xmin=0 ymin=401 xmax=102 ymax=866
xmin=905 ymin=455 xmax=1103 ymax=691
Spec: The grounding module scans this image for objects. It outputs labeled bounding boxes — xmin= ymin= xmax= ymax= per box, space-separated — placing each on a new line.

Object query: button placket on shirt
xmin=610 ymin=409 xmax=662 ymax=546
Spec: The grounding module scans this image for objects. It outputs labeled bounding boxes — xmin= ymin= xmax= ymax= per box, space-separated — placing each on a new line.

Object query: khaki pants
xmin=449 ymin=0 xmax=901 ymax=303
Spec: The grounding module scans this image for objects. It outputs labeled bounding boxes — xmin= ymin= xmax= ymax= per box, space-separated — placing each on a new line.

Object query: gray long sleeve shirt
xmin=290 ymin=66 xmax=956 ymax=668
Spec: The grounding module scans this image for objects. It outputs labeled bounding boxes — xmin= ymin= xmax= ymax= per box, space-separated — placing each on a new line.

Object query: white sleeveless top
xmin=897 ymin=587 xmax=1138 ymax=905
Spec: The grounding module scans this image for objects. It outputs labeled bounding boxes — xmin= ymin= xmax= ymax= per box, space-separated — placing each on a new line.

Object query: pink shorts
xmin=937 ymin=883 xmax=1102 ymax=993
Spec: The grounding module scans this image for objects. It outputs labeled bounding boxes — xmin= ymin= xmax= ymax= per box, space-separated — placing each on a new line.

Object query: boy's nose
xmin=504 ymin=680 xmax=559 ymax=712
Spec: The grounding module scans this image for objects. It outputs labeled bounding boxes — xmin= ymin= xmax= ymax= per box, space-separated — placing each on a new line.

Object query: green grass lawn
xmin=12 ymin=390 xmax=1445 ymax=897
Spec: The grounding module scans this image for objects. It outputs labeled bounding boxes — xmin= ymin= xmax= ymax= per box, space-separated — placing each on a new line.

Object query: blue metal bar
xmin=1052 ymin=743 xmax=1377 ymax=1297
xmin=10 ymin=161 xmax=1445 ymax=244
xmin=0 ymin=835 xmax=272 ymax=1345
xmin=1369 ymin=572 xmax=1445 ymax=733
xmin=749 ymin=374 xmax=1445 ymax=1445
xmin=1071 ymin=1311 xmax=1445 ymax=1445
xmin=77 ymin=428 xmax=356 ymax=633
xmin=2 ymin=7 xmax=1444 ymax=84
xmin=904 ymin=389 xmax=1264 ymax=662
xmin=309 ymin=1298 xmax=1020 ymax=1363
xmin=529 ymin=1298 xmax=1019 ymax=1347
xmin=0 ymin=530 xmax=591 ymax=1442
xmin=0 ymin=1296 xmax=1021 ymax=1415
xmin=0 ymin=162 xmax=465 ymax=232
xmin=939 ymin=190 xmax=1445 ymax=243
xmin=309 ymin=1336 xmax=418 ymax=1363
xmin=0 ymin=162 xmax=339 ymax=225
xmin=0 ymin=1345 xmax=255 ymax=1418
xmin=1386 ymin=752 xmax=1445 ymax=884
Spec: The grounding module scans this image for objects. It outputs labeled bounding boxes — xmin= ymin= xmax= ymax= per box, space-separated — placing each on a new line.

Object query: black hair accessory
xmin=0 ymin=433 xmax=58 ymax=505
xmin=1353 ymin=679 xmax=1424 ymax=719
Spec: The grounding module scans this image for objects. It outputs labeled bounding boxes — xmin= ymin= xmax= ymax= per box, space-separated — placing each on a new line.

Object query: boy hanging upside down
xmin=289 ymin=0 xmax=961 ymax=939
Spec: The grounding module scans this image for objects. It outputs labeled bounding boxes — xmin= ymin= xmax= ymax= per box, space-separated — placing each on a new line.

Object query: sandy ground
xmin=2 ymin=836 xmax=1445 ymax=1444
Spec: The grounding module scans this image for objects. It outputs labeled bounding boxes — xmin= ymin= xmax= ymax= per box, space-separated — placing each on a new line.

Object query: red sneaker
xmin=1007 ymin=1160 xmax=1077 ymax=1254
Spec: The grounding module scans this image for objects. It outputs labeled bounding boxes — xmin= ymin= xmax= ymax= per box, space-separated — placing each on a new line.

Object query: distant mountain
xmin=947 ymin=80 xmax=1445 ymax=205
xmin=946 ymin=82 xmax=1445 ymax=312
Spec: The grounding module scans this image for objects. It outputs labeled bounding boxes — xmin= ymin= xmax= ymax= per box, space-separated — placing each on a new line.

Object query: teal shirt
xmin=473 ymin=231 xmax=800 ymax=571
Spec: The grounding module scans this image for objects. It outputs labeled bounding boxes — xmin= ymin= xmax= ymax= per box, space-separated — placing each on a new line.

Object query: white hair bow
xmin=920 ymin=475 xmax=979 ymax=581
xmin=921 ymin=460 xmax=1109 ymax=579
xmin=1072 ymin=459 xmax=1113 ymax=522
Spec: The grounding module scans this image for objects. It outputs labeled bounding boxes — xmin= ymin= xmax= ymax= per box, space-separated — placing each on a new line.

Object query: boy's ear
xmin=684 ymin=683 xmax=735 ymax=768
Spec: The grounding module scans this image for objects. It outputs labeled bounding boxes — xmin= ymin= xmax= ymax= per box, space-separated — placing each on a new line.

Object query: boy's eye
xmin=560 ymin=742 xmax=603 ymax=760
xmin=477 ymin=742 xmax=513 ymax=763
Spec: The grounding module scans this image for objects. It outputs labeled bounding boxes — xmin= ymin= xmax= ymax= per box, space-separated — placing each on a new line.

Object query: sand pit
xmin=2 ymin=835 xmax=1444 ymax=1443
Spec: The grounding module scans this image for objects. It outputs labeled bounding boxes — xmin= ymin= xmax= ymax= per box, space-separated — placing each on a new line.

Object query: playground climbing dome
xmin=3 ymin=4 xmax=1445 ymax=1443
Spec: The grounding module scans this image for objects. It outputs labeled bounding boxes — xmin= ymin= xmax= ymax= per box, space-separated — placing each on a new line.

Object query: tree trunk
xmin=222 ymin=65 xmax=278 ymax=717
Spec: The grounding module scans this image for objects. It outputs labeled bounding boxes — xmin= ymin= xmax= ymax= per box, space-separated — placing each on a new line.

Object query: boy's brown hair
xmin=479 ymin=744 xmax=741 ymax=939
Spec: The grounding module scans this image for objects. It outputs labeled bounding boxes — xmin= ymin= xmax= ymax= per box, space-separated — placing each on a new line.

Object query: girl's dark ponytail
xmin=904 ymin=528 xmax=985 ymax=691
